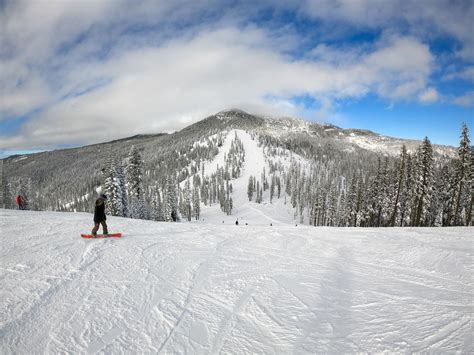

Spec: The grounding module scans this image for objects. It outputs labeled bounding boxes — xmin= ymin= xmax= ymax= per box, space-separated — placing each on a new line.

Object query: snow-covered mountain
xmin=1 ymin=209 xmax=472 ymax=353
xmin=206 ymin=109 xmax=455 ymax=158
xmin=1 ymin=109 xmax=468 ymax=228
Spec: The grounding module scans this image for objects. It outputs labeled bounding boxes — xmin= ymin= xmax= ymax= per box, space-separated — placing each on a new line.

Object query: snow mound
xmin=1 ymin=209 xmax=472 ymax=353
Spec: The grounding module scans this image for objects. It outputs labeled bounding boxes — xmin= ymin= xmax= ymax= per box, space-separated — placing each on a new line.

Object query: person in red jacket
xmin=16 ymin=195 xmax=24 ymax=210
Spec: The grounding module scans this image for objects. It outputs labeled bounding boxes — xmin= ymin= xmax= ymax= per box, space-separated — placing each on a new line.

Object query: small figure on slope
xmin=91 ymin=194 xmax=109 ymax=237
xmin=16 ymin=195 xmax=24 ymax=210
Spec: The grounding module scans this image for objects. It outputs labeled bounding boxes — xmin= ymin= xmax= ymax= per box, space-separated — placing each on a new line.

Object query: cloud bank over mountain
xmin=1 ymin=0 xmax=472 ymax=149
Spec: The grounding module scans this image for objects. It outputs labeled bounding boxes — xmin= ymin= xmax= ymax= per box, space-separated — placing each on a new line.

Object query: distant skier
xmin=235 ymin=219 xmax=239 ymax=225
xmin=91 ymin=194 xmax=108 ymax=237
xmin=16 ymin=195 xmax=24 ymax=210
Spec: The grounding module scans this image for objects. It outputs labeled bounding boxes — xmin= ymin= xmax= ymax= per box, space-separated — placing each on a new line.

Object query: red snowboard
xmin=81 ymin=233 xmax=122 ymax=239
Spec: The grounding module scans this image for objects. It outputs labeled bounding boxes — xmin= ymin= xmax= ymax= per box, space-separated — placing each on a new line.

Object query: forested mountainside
xmin=1 ymin=109 xmax=472 ymax=227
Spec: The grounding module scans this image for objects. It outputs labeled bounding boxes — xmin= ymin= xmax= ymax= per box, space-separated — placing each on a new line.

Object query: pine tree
xmin=466 ymin=147 xmax=474 ymax=226
xmin=277 ymin=176 xmax=281 ymax=199
xmin=22 ymin=178 xmax=32 ymax=210
xmin=413 ymin=137 xmax=434 ymax=226
xmin=184 ymin=179 xmax=192 ymax=221
xmin=270 ymin=175 xmax=275 ymax=203
xmin=164 ymin=175 xmax=178 ymax=222
xmin=151 ymin=189 xmax=162 ymax=221
xmin=389 ymin=145 xmax=407 ymax=226
xmin=336 ymin=189 xmax=346 ymax=227
xmin=102 ymin=159 xmax=124 ymax=216
xmin=247 ymin=176 xmax=254 ymax=201
xmin=345 ymin=174 xmax=358 ymax=226
xmin=434 ymin=165 xmax=453 ymax=226
xmin=326 ymin=182 xmax=337 ymax=226
xmin=451 ymin=124 xmax=471 ymax=225
xmin=193 ymin=186 xmax=201 ymax=220
xmin=126 ymin=146 xmax=146 ymax=219
xmin=116 ymin=161 xmax=129 ymax=217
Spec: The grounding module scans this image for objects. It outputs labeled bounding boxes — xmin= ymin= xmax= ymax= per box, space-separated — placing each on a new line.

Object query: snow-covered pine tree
xmin=326 ymin=182 xmax=337 ymax=226
xmin=413 ymin=137 xmax=434 ymax=226
xmin=151 ymin=189 xmax=162 ymax=221
xmin=345 ymin=174 xmax=358 ymax=227
xmin=255 ymin=180 xmax=260 ymax=203
xmin=277 ymin=176 xmax=281 ymax=199
xmin=116 ymin=161 xmax=129 ymax=217
xmin=389 ymin=145 xmax=407 ymax=226
xmin=22 ymin=178 xmax=32 ymax=210
xmin=126 ymin=146 xmax=147 ymax=219
xmin=355 ymin=174 xmax=367 ymax=227
xmin=451 ymin=124 xmax=471 ymax=225
xmin=399 ymin=153 xmax=415 ymax=226
xmin=193 ymin=186 xmax=200 ymax=220
xmin=247 ymin=176 xmax=254 ymax=201
xmin=433 ymin=165 xmax=453 ymax=226
xmin=270 ymin=175 xmax=275 ymax=203
xmin=103 ymin=159 xmax=123 ymax=216
xmin=336 ymin=189 xmax=346 ymax=227
xmin=184 ymin=179 xmax=192 ymax=221
xmin=2 ymin=179 xmax=13 ymax=209
xmin=164 ymin=175 xmax=178 ymax=222
xmin=466 ymin=146 xmax=474 ymax=226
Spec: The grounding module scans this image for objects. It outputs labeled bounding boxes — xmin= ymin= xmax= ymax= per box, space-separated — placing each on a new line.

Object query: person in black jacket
xmin=91 ymin=194 xmax=108 ymax=237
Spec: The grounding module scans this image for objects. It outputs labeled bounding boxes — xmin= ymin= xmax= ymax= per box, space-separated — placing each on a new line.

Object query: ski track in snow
xmin=1 ymin=209 xmax=473 ymax=354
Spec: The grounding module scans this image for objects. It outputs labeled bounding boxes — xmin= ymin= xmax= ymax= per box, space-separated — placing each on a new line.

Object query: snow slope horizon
xmin=1 ymin=209 xmax=472 ymax=353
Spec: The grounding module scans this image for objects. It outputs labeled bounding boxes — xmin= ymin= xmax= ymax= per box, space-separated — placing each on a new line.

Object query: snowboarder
xmin=16 ymin=195 xmax=24 ymax=210
xmin=91 ymin=194 xmax=109 ymax=237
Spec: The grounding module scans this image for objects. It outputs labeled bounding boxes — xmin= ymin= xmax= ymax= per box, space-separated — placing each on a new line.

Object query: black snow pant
xmin=92 ymin=221 xmax=108 ymax=235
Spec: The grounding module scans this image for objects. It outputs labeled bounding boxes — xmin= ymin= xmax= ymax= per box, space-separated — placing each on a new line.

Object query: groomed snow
xmin=1 ymin=209 xmax=472 ymax=353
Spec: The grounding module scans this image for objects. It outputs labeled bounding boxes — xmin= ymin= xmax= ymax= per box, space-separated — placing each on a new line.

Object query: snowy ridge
xmin=1 ymin=209 xmax=472 ymax=353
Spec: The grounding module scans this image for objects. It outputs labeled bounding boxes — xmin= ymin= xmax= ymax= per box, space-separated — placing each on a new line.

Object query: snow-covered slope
xmin=182 ymin=129 xmax=308 ymax=225
xmin=1 ymin=209 xmax=472 ymax=353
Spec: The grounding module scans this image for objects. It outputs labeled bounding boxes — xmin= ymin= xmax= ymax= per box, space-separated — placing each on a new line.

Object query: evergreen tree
xmin=164 ymin=175 xmax=178 ymax=222
xmin=345 ymin=174 xmax=358 ymax=226
xmin=451 ymin=124 xmax=471 ymax=225
xmin=102 ymin=159 xmax=124 ymax=216
xmin=193 ymin=186 xmax=201 ymax=220
xmin=151 ymin=189 xmax=163 ymax=221
xmin=466 ymin=147 xmax=474 ymax=226
xmin=127 ymin=146 xmax=146 ymax=219
xmin=247 ymin=176 xmax=254 ymax=201
xmin=389 ymin=145 xmax=407 ymax=226
xmin=184 ymin=179 xmax=192 ymax=221
xmin=277 ymin=176 xmax=281 ymax=199
xmin=270 ymin=175 xmax=275 ymax=203
xmin=413 ymin=137 xmax=434 ymax=226
xmin=116 ymin=161 xmax=129 ymax=217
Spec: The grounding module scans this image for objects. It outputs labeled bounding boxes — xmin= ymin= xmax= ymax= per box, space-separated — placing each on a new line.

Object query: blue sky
xmin=0 ymin=0 xmax=473 ymax=155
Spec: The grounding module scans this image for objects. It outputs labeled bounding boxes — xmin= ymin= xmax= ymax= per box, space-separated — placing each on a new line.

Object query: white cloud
xmin=0 ymin=0 xmax=471 ymax=150
xmin=443 ymin=67 xmax=474 ymax=82
xmin=0 ymin=25 xmax=437 ymax=149
xmin=300 ymin=0 xmax=474 ymax=61
xmin=452 ymin=92 xmax=474 ymax=107
xmin=419 ymin=88 xmax=440 ymax=104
